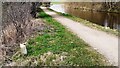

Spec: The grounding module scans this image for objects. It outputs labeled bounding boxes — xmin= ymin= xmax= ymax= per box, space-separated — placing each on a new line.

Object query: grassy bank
xmin=11 ymin=8 xmax=110 ymax=66
xmin=48 ymin=8 xmax=119 ymax=36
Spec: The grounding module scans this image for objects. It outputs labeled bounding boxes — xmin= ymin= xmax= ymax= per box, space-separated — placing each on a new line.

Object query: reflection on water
xmin=50 ymin=4 xmax=65 ymax=13
xmin=104 ymin=19 xmax=108 ymax=29
xmin=50 ymin=4 xmax=120 ymax=30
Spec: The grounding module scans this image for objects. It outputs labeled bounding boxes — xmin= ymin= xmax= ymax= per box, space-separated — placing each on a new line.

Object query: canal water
xmin=50 ymin=4 xmax=120 ymax=30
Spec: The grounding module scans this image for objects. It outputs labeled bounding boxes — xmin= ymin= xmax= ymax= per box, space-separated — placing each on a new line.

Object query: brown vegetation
xmin=65 ymin=2 xmax=120 ymax=13
xmin=0 ymin=2 xmax=43 ymax=64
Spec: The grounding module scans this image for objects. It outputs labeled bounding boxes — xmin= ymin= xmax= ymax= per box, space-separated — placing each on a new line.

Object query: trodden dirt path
xmin=41 ymin=7 xmax=118 ymax=66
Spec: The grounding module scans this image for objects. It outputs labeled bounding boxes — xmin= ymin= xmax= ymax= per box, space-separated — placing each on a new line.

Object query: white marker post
xmin=20 ymin=44 xmax=27 ymax=55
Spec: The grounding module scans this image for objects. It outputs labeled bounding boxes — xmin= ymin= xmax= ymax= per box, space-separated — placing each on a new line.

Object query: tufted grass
xmin=22 ymin=8 xmax=111 ymax=66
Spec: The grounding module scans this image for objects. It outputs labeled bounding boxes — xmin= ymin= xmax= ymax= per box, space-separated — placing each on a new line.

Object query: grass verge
xmin=11 ymin=8 xmax=110 ymax=66
xmin=48 ymin=8 xmax=119 ymax=36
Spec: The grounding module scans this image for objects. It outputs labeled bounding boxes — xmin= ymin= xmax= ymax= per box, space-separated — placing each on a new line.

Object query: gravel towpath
xmin=42 ymin=7 xmax=118 ymax=66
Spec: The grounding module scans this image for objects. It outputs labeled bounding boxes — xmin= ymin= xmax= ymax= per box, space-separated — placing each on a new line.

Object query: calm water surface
xmin=50 ymin=4 xmax=120 ymax=30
